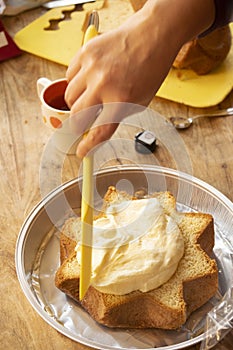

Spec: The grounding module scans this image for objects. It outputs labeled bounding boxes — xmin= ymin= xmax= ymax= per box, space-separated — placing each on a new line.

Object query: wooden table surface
xmin=1 ymin=2 xmax=233 ymax=350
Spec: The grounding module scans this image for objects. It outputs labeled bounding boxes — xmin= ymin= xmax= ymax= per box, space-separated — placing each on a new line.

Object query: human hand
xmin=65 ymin=2 xmax=176 ymax=158
xmin=65 ymin=0 xmax=215 ymax=158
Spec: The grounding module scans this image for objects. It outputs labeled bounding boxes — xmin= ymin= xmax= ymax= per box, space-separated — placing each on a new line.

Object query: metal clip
xmin=87 ymin=10 xmax=99 ymax=31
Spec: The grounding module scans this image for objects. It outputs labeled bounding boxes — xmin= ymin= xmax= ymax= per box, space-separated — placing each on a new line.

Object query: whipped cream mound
xmin=76 ymin=197 xmax=184 ymax=295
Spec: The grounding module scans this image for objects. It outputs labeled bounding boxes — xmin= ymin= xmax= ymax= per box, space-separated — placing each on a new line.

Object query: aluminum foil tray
xmin=15 ymin=165 xmax=233 ymax=350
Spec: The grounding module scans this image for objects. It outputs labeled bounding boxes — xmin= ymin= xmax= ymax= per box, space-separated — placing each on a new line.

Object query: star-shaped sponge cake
xmin=55 ymin=188 xmax=218 ymax=329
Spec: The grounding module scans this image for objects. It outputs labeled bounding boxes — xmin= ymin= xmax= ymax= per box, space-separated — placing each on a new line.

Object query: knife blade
xmin=42 ymin=0 xmax=95 ymax=9
xmin=79 ymin=13 xmax=99 ymax=301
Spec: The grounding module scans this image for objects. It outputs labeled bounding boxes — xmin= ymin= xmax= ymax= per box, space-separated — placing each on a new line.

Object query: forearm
xmin=201 ymin=0 xmax=233 ymax=36
xmin=139 ymin=0 xmax=216 ymax=45
xmin=117 ymin=0 xmax=216 ymax=89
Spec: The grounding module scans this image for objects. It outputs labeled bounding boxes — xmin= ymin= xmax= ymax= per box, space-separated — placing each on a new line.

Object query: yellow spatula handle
xmin=80 ymin=153 xmax=94 ymax=300
xmin=83 ymin=24 xmax=98 ymax=45
xmin=79 ymin=17 xmax=98 ymax=300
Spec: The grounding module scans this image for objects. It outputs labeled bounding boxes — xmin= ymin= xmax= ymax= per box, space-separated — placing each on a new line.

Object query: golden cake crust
xmin=55 ymin=189 xmax=218 ymax=329
xmin=173 ymin=26 xmax=232 ymax=75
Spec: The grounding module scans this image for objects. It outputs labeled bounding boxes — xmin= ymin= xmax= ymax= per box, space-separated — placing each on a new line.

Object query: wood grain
xmin=1 ymin=3 xmax=232 ymax=349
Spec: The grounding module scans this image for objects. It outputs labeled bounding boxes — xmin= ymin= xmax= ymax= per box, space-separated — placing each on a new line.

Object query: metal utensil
xmin=42 ymin=0 xmax=95 ymax=9
xmin=86 ymin=8 xmax=99 ymax=29
xmin=170 ymin=107 xmax=233 ymax=129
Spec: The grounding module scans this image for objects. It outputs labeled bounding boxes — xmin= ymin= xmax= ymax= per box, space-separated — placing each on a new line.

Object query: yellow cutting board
xmin=15 ymin=1 xmax=233 ymax=108
xmin=157 ymin=23 xmax=233 ymax=107
xmin=14 ymin=0 xmax=133 ymax=66
xmin=14 ymin=1 xmax=105 ymax=66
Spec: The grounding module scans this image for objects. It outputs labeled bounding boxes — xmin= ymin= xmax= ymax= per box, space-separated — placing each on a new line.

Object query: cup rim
xmin=41 ymin=78 xmax=70 ymax=113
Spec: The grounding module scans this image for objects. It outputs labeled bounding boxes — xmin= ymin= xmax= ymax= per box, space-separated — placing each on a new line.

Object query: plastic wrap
xmin=199 ymin=220 xmax=233 ymax=350
xmin=200 ymin=282 xmax=233 ymax=349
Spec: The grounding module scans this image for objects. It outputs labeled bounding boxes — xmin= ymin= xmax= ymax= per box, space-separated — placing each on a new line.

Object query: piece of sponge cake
xmin=55 ymin=188 xmax=218 ymax=329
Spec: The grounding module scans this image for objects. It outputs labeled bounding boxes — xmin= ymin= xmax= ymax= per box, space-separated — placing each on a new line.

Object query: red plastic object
xmin=0 ymin=20 xmax=21 ymax=61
